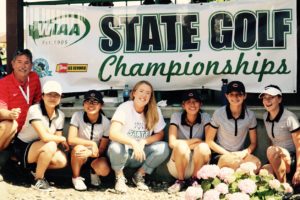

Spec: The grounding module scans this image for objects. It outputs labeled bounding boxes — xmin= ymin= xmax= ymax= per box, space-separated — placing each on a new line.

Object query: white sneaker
xmin=72 ymin=177 xmax=87 ymax=191
xmin=90 ymin=173 xmax=101 ymax=186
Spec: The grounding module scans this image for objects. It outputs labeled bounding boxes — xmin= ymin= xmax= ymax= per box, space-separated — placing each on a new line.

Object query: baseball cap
xmin=226 ymin=81 xmax=245 ymax=94
xmin=258 ymin=85 xmax=282 ymax=99
xmin=42 ymin=80 xmax=62 ymax=95
xmin=182 ymin=90 xmax=202 ymax=102
xmin=84 ymin=90 xmax=104 ymax=104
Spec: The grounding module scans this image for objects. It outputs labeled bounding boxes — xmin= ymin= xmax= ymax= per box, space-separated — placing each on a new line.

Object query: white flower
xmin=258 ymin=169 xmax=269 ymax=176
xmin=215 ymin=183 xmax=229 ymax=194
xmin=185 ymin=186 xmax=203 ymax=200
xmin=218 ymin=167 xmax=235 ymax=183
xmin=197 ymin=164 xmax=220 ymax=180
xmin=282 ymin=182 xmax=293 ymax=193
xmin=226 ymin=192 xmax=250 ymax=200
xmin=238 ymin=162 xmax=257 ymax=175
xmin=238 ymin=179 xmax=257 ymax=194
xmin=269 ymin=179 xmax=281 ymax=191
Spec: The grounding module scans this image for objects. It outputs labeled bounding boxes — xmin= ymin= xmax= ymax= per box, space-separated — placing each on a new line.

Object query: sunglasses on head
xmin=13 ymin=49 xmax=32 ymax=61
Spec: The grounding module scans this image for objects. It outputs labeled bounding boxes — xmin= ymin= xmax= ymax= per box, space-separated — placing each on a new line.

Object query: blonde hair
xmin=130 ymin=80 xmax=159 ymax=131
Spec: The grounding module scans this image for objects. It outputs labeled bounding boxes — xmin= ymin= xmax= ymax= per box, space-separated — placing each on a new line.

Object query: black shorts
xmin=210 ymin=152 xmax=222 ymax=165
xmin=13 ymin=137 xmax=36 ymax=170
xmin=287 ymin=152 xmax=296 ymax=178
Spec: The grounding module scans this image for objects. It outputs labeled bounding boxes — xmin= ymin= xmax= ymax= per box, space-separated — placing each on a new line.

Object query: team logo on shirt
xmin=33 ymin=58 xmax=52 ymax=78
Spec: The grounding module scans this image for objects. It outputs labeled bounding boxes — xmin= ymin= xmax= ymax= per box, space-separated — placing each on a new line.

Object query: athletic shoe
xmin=33 ymin=178 xmax=53 ymax=191
xmin=132 ymin=172 xmax=149 ymax=191
xmin=167 ymin=180 xmax=185 ymax=194
xmin=115 ymin=175 xmax=128 ymax=193
xmin=90 ymin=173 xmax=101 ymax=186
xmin=72 ymin=176 xmax=87 ymax=191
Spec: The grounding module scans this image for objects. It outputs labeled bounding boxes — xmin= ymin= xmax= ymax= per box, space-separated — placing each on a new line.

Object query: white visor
xmin=258 ymin=86 xmax=282 ymax=99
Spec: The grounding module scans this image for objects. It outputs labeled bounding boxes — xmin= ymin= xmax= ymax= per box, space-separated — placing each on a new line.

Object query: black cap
xmin=182 ymin=90 xmax=202 ymax=102
xmin=84 ymin=90 xmax=104 ymax=104
xmin=226 ymin=81 xmax=245 ymax=94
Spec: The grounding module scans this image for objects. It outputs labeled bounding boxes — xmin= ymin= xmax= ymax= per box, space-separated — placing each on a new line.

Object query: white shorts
xmin=167 ymin=152 xmax=194 ymax=179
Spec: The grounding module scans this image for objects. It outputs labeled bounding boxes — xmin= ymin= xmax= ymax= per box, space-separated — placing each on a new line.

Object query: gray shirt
xmin=210 ymin=105 xmax=257 ymax=152
xmin=170 ymin=111 xmax=210 ymax=140
xmin=263 ymin=106 xmax=300 ymax=152
xmin=70 ymin=111 xmax=110 ymax=145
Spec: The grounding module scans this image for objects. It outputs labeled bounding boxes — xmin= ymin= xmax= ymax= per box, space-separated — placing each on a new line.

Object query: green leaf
xmin=212 ymin=178 xmax=221 ymax=187
xmin=201 ymin=180 xmax=212 ymax=192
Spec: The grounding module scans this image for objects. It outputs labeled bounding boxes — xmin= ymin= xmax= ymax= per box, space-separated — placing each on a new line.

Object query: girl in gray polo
xmin=206 ymin=81 xmax=261 ymax=171
xmin=167 ymin=90 xmax=211 ymax=194
xmin=259 ymin=85 xmax=300 ymax=186
xmin=68 ymin=90 xmax=111 ymax=191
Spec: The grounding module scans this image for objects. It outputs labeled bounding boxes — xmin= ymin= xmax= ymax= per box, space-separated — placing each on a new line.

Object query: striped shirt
xmin=0 ymin=72 xmax=41 ymax=131
xmin=263 ymin=106 xmax=300 ymax=152
xmin=210 ymin=105 xmax=257 ymax=151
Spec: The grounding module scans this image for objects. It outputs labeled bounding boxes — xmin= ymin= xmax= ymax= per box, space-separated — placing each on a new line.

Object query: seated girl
xmin=68 ymin=90 xmax=111 ymax=191
xmin=13 ymin=80 xmax=68 ymax=191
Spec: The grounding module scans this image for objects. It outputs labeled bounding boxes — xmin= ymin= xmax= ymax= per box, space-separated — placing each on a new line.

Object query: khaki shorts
xmin=167 ymin=152 xmax=194 ymax=179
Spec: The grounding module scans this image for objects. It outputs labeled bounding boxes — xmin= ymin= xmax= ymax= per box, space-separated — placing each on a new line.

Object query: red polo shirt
xmin=0 ymin=72 xmax=42 ymax=131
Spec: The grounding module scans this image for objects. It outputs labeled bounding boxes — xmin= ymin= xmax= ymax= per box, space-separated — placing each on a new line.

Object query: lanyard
xmin=19 ymin=77 xmax=30 ymax=104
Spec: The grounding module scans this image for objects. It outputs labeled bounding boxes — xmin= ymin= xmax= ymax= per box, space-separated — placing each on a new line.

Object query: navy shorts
xmin=13 ymin=137 xmax=36 ymax=170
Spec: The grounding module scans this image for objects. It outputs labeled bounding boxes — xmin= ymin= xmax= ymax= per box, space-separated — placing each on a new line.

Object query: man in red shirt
xmin=0 ymin=49 xmax=41 ymax=151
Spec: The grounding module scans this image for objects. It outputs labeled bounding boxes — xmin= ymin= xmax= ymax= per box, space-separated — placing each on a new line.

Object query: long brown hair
xmin=130 ymin=80 xmax=159 ymax=131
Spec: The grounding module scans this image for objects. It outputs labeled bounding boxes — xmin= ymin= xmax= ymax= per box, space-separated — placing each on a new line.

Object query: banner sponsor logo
xmin=29 ymin=14 xmax=90 ymax=47
xmin=56 ymin=63 xmax=88 ymax=72
xmin=33 ymin=58 xmax=52 ymax=78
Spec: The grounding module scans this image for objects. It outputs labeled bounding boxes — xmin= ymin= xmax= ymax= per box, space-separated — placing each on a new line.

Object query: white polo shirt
xmin=210 ymin=105 xmax=257 ymax=152
xmin=18 ymin=104 xmax=65 ymax=143
xmin=263 ymin=106 xmax=300 ymax=152
xmin=170 ymin=111 xmax=210 ymax=140
xmin=70 ymin=111 xmax=110 ymax=145
xmin=112 ymin=101 xmax=166 ymax=140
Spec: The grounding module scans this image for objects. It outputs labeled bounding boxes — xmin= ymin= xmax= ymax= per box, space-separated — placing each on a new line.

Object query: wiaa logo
xmin=29 ymin=14 xmax=90 ymax=47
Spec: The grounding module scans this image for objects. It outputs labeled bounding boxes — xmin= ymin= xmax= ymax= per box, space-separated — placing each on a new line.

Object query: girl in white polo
xmin=259 ymin=85 xmax=300 ymax=185
xmin=68 ymin=90 xmax=110 ymax=191
xmin=167 ymin=90 xmax=211 ymax=194
xmin=13 ymin=80 xmax=68 ymax=191
xmin=206 ymin=81 xmax=261 ymax=171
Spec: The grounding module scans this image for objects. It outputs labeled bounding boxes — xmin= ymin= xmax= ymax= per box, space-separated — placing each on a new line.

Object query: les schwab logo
xmin=56 ymin=63 xmax=88 ymax=73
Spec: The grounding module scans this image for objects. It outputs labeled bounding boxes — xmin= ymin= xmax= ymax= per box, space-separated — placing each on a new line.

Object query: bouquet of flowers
xmin=185 ymin=163 xmax=294 ymax=200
